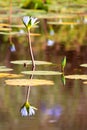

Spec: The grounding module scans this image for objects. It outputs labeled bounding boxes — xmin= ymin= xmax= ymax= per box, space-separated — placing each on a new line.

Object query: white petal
xmin=29 ymin=106 xmax=35 ymax=116
xmin=21 ymin=107 xmax=28 ymax=116
xmin=23 ymin=16 xmax=30 ymax=26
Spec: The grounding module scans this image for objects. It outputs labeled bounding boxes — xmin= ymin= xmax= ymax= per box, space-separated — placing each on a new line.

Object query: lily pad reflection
xmin=65 ymin=74 xmax=87 ymax=80
xmin=5 ymin=79 xmax=54 ymax=86
xmin=21 ymin=71 xmax=62 ymax=75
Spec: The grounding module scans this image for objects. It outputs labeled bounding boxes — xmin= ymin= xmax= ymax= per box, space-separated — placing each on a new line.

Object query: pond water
xmin=0 ymin=36 xmax=87 ymax=130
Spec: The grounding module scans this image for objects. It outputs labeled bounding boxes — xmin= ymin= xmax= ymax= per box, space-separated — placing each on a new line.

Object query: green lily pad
xmin=65 ymin=74 xmax=87 ymax=80
xmin=80 ymin=64 xmax=87 ymax=67
xmin=5 ymin=79 xmax=54 ymax=86
xmin=21 ymin=71 xmax=62 ymax=75
xmin=10 ymin=60 xmax=53 ymax=65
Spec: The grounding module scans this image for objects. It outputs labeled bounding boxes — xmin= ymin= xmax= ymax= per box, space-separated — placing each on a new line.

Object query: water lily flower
xmin=22 ymin=16 xmax=39 ymax=29
xmin=20 ymin=101 xmax=37 ymax=117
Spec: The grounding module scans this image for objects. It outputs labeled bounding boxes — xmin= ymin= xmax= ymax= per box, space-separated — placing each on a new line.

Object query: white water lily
xmin=20 ymin=102 xmax=37 ymax=117
xmin=22 ymin=16 xmax=39 ymax=29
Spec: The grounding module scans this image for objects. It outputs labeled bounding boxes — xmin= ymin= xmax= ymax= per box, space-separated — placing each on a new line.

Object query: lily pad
xmin=65 ymin=74 xmax=87 ymax=80
xmin=21 ymin=71 xmax=62 ymax=75
xmin=0 ymin=68 xmax=13 ymax=72
xmin=80 ymin=64 xmax=87 ymax=67
xmin=0 ymin=23 xmax=10 ymax=27
xmin=83 ymin=81 xmax=87 ymax=84
xmin=5 ymin=79 xmax=54 ymax=86
xmin=10 ymin=60 xmax=53 ymax=65
xmin=0 ymin=32 xmax=40 ymax=36
xmin=47 ymin=21 xmax=79 ymax=25
xmin=0 ymin=28 xmax=11 ymax=31
xmin=0 ymin=73 xmax=23 ymax=78
xmin=0 ymin=66 xmax=6 ymax=69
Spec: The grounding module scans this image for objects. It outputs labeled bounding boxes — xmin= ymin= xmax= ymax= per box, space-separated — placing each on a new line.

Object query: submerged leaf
xmin=21 ymin=71 xmax=62 ymax=75
xmin=5 ymin=79 xmax=54 ymax=86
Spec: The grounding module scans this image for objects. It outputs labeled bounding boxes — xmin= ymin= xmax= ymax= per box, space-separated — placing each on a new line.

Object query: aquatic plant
xmin=61 ymin=56 xmax=66 ymax=72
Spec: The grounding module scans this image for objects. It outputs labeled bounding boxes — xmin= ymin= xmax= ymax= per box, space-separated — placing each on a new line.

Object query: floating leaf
xmin=0 ymin=31 xmax=40 ymax=36
xmin=10 ymin=60 xmax=53 ymax=65
xmin=80 ymin=64 xmax=87 ymax=67
xmin=0 ymin=73 xmax=23 ymax=78
xmin=65 ymin=74 xmax=87 ymax=80
xmin=0 ymin=66 xmax=6 ymax=69
xmin=21 ymin=71 xmax=62 ymax=75
xmin=0 ymin=68 xmax=13 ymax=72
xmin=0 ymin=28 xmax=11 ymax=31
xmin=83 ymin=81 xmax=87 ymax=84
xmin=47 ymin=21 xmax=79 ymax=25
xmin=0 ymin=23 xmax=10 ymax=27
xmin=5 ymin=79 xmax=54 ymax=86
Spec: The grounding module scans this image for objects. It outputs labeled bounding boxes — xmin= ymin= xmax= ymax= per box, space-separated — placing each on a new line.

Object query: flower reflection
xmin=40 ymin=103 xmax=62 ymax=124
xmin=10 ymin=43 xmax=16 ymax=52
xmin=22 ymin=16 xmax=39 ymax=29
xmin=20 ymin=101 xmax=37 ymax=117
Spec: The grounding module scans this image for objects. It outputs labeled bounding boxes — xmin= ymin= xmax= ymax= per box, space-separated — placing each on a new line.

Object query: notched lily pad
xmin=10 ymin=60 xmax=53 ymax=65
xmin=21 ymin=71 xmax=62 ymax=75
xmin=65 ymin=74 xmax=87 ymax=80
xmin=80 ymin=64 xmax=87 ymax=67
xmin=5 ymin=79 xmax=54 ymax=86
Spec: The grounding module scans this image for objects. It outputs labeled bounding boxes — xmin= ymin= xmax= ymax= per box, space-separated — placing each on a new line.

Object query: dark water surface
xmin=0 ymin=41 xmax=87 ymax=130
